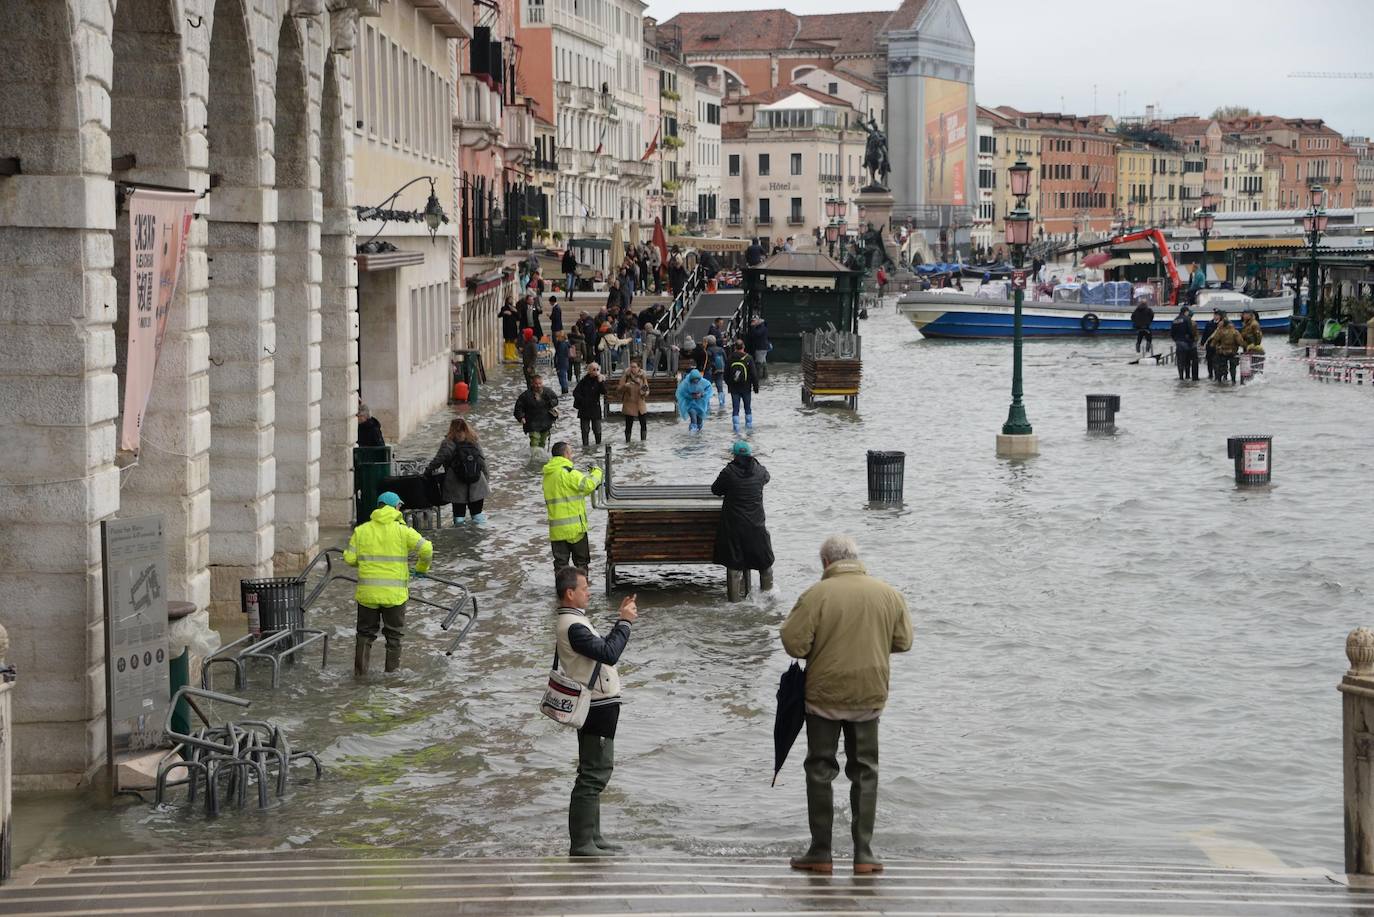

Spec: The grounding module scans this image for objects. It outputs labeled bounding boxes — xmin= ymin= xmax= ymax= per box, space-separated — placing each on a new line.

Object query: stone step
xmin=0 ymin=852 xmax=1363 ymax=915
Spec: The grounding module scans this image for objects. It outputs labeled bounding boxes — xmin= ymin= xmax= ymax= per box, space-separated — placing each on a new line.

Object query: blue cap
xmin=377 ymin=491 xmax=403 ymax=508
xmin=731 ymin=441 xmax=752 ymax=457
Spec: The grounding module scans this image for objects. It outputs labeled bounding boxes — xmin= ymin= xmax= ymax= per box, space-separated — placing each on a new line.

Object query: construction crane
xmin=1288 ymin=71 xmax=1374 ymax=79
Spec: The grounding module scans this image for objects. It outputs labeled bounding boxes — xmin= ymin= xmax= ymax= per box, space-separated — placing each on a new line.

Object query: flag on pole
xmin=641 ymin=127 xmax=659 ymax=162
xmin=593 ymin=123 xmax=608 ymax=156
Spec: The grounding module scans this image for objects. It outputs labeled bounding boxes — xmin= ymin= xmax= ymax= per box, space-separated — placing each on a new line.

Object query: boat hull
xmin=896 ymin=294 xmax=1292 ymax=339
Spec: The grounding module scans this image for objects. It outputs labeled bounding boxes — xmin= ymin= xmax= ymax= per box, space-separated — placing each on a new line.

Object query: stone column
xmin=0 ymin=622 xmax=12 ymax=880
xmin=1341 ymin=627 xmax=1374 ymax=876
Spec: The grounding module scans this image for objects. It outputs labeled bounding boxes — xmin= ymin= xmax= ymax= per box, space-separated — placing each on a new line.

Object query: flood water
xmin=15 ymin=302 xmax=1374 ymax=872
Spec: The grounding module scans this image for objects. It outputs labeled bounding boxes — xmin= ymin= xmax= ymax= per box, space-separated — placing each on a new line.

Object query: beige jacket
xmin=555 ymin=610 xmax=623 ymax=703
xmin=780 ymin=560 xmax=912 ymax=710
xmin=618 ymin=367 xmax=650 ymax=416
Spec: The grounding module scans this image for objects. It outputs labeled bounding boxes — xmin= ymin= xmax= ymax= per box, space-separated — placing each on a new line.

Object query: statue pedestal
xmin=854 ymin=188 xmax=900 ymax=268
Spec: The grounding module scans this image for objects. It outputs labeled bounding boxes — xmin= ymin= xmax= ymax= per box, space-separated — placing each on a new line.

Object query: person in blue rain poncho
xmin=675 ymin=368 xmax=715 ymax=432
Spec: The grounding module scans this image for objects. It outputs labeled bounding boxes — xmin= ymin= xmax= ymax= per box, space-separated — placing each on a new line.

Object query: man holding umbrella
xmin=780 ymin=535 xmax=912 ymax=874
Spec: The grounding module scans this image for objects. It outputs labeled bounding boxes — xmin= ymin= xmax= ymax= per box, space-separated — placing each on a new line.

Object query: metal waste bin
xmin=866 ymin=450 xmax=905 ymax=503
xmin=166 ymin=600 xmax=197 ymax=736
xmin=1086 ymin=394 xmax=1121 ymax=433
xmin=1226 ymin=434 xmax=1272 ymax=486
xmin=353 ymin=445 xmax=393 ymax=524
xmin=241 ymin=578 xmax=306 ymax=651
xmin=453 ymin=349 xmax=484 ymax=403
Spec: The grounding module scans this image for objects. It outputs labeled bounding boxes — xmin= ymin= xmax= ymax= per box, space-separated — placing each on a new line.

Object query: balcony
xmin=455 ymin=74 xmax=501 ymax=150
xmin=524 ymin=0 xmax=545 ymax=23
xmin=787 ymin=215 xmax=806 ymax=226
xmin=680 ymin=160 xmax=694 ymax=178
xmin=619 ymin=159 xmax=653 ymax=184
xmin=819 ymin=172 xmax=842 ymax=184
xmin=549 ymin=2 xmax=608 ymax=44
xmin=574 ymin=86 xmax=597 ymax=109
xmin=501 ymin=104 xmax=534 ymax=159
xmin=413 ymin=0 xmax=473 ymax=39
xmin=557 ymin=149 xmax=576 ymax=173
xmin=597 ymin=153 xmax=616 ymax=176
xmin=756 ymin=215 xmax=773 ymax=225
xmin=555 ymin=81 xmax=574 ymax=106
xmin=726 ymin=215 xmax=743 ymax=226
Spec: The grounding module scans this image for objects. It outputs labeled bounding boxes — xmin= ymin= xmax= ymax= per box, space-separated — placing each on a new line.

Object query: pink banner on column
xmin=119 ymin=189 xmax=196 ymax=453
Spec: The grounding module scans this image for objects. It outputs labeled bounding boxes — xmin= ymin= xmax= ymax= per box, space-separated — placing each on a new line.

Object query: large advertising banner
xmin=923 ymin=77 xmax=969 ymax=207
xmin=119 ymin=189 xmax=196 ymax=453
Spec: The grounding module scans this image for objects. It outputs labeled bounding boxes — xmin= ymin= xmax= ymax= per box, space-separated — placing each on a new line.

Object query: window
xmin=728 ymin=154 xmax=740 ymax=176
xmin=977 ymin=168 xmax=995 ymax=189
xmin=790 ymin=153 xmax=802 ymax=175
xmin=790 ymin=197 xmax=802 ymax=220
xmin=828 ymin=81 xmax=838 ymax=95
xmin=728 ymin=198 xmax=741 ymax=219
xmin=758 ymin=154 xmax=770 ymax=176
xmin=758 ymin=198 xmax=771 ymax=222
xmin=978 ymin=201 xmax=994 ymax=221
xmin=979 ymin=134 xmax=995 ymax=154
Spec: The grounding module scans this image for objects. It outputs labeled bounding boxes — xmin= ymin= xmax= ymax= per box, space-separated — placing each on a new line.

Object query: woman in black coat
xmin=711 ymin=441 xmax=774 ymax=581
xmin=571 ymin=362 xmax=607 ymax=447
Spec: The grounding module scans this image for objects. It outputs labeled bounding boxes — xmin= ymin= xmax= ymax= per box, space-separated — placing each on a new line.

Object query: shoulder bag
xmin=539 ymin=648 xmax=603 ymax=729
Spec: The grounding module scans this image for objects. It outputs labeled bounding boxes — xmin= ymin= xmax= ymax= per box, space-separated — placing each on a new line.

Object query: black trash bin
xmin=866 ymin=451 xmax=905 ymax=503
xmin=1086 ymin=394 xmax=1121 ymax=433
xmin=1226 ymin=434 xmax=1272 ymax=486
xmin=241 ymin=578 xmax=306 ymax=651
xmin=353 ymin=445 xmax=393 ymax=524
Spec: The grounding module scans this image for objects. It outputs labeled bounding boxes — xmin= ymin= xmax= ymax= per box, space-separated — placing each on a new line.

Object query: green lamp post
xmin=1302 ymin=183 xmax=1328 ymax=340
xmin=997 ymin=157 xmax=1036 ymax=455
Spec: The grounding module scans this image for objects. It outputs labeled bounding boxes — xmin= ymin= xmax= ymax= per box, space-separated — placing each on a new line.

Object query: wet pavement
xmin=13 ymin=301 xmax=1374 ymax=874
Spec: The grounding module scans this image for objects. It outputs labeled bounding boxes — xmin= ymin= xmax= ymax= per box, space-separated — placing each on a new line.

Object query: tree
xmin=1211 ymin=105 xmax=1255 ymax=120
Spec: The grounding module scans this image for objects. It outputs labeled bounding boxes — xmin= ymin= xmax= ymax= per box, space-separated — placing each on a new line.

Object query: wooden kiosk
xmin=801 ymin=329 xmax=862 ymax=409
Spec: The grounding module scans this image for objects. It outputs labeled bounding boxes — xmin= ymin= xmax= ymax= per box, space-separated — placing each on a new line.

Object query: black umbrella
xmin=772 ymin=661 xmax=806 ymax=787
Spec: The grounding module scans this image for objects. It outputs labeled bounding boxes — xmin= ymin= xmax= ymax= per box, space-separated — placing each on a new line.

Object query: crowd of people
xmin=1169 ymin=305 xmax=1265 ymax=383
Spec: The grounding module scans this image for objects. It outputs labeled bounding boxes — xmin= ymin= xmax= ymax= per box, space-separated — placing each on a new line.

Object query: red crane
xmin=1064 ymin=228 xmax=1184 ymax=304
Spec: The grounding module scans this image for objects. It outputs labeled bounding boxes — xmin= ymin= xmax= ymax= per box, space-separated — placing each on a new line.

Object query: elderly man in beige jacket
xmin=781 ymin=534 xmax=912 ymax=875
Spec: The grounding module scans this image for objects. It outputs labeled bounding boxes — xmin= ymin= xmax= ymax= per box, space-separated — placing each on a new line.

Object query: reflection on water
xmin=15 ymin=304 xmax=1374 ymax=871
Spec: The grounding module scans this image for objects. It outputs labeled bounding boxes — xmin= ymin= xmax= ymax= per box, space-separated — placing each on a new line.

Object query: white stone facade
xmin=0 ymin=0 xmax=373 ymax=787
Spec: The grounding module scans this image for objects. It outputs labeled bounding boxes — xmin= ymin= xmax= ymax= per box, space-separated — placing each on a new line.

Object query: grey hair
xmin=357 ymin=403 xmax=370 ymax=418
xmin=819 ymin=535 xmax=860 ymax=567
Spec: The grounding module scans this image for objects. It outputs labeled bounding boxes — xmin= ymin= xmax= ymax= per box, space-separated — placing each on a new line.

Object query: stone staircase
xmin=0 ymin=850 xmax=1364 ymax=915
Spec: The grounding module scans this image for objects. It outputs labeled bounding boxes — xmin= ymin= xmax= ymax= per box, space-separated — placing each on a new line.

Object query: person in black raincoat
xmin=711 ymin=440 xmax=774 ymax=589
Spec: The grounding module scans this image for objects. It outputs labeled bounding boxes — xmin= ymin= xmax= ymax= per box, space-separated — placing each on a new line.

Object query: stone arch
xmin=318 ymin=52 xmax=359 ymax=526
xmin=205 ymin=0 xmax=277 ymax=607
xmin=790 ymin=65 xmax=815 ymax=81
xmin=0 ymin=0 xmax=120 ymax=785
xmin=107 ymin=0 xmax=210 ymax=614
xmin=271 ymin=16 xmax=322 ymax=569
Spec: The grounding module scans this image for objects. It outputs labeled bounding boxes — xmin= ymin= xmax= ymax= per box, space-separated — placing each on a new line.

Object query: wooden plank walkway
xmin=0 ymin=850 xmax=1368 ymax=915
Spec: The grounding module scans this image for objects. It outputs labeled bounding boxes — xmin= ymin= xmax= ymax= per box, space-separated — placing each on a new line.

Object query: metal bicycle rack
xmin=202 ymin=548 xmax=479 ymax=689
xmin=154 ymin=686 xmax=323 ymax=815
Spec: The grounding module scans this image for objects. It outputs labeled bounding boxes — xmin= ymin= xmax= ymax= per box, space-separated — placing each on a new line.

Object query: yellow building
xmin=351 ymin=0 xmax=468 ymax=439
xmin=1117 ymin=143 xmax=1183 ymax=229
xmin=981 ymin=107 xmax=1041 ymax=246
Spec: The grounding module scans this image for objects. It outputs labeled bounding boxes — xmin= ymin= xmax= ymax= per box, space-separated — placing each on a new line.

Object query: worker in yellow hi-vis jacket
xmin=343 ymin=491 xmax=433 ymax=675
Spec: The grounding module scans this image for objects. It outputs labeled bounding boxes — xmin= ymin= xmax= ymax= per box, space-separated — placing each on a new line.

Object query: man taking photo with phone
xmin=554 ymin=566 xmax=638 ymax=855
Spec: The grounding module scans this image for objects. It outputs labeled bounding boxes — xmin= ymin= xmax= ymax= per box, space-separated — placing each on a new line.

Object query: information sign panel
xmin=101 ymin=515 xmax=169 ymax=782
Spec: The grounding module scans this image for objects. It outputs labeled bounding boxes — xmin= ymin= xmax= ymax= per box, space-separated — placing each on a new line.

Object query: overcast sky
xmin=645 ymin=0 xmax=1374 ymax=138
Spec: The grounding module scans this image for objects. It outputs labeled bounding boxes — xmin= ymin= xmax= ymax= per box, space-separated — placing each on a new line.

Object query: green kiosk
xmin=741 ymin=252 xmax=862 ymax=362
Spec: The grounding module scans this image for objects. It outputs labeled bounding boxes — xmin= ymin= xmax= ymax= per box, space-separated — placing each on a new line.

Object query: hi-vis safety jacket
xmin=343 ymin=505 xmax=433 ymax=608
xmin=541 ymin=455 xmax=603 ymax=544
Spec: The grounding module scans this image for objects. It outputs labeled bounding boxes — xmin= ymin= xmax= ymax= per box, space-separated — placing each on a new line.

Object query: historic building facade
xmin=0 ymin=0 xmax=460 ymax=788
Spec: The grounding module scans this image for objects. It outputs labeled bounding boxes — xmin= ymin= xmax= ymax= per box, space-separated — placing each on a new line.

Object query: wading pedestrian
xmin=745 ymin=317 xmax=771 ymax=381
xmin=711 ymin=441 xmax=773 ymax=585
xmin=573 ymin=362 xmax=607 ymax=448
xmin=726 ymin=342 xmax=759 ymax=433
xmin=781 ymin=535 xmax=912 ymax=875
xmin=424 ymin=418 xmax=489 ymax=527
xmin=554 ymin=566 xmax=638 ymax=855
xmin=618 ymin=358 xmax=650 ymax=443
xmin=675 ymin=368 xmax=714 ymax=433
xmin=541 ymin=441 xmax=603 ymax=573
xmin=1170 ymin=306 xmax=1199 ymax=381
xmin=514 ymin=374 xmax=560 ymax=452
xmin=343 ymin=491 xmax=433 ymax=675
xmin=1132 ymin=300 xmax=1155 ymax=354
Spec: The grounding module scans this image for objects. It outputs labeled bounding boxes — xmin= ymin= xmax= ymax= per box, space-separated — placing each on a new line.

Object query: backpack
xmin=449 ymin=442 xmax=482 ymax=484
xmin=728 ymin=357 xmax=750 ymax=388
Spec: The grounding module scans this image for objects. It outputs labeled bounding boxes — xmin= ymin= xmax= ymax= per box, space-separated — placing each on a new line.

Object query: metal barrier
xmin=153 ymin=686 xmax=323 ymax=815
xmin=203 ymin=548 xmax=479 ymax=689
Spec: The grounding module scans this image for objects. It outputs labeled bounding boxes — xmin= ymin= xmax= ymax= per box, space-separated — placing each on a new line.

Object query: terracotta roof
xmin=721 ymin=122 xmax=749 ymax=140
xmin=882 ymin=0 xmax=930 ymax=32
xmin=737 ymin=83 xmax=853 ymax=109
xmin=664 ymin=9 xmax=802 ymax=54
xmin=796 ymin=11 xmax=892 ymax=56
xmin=976 ymin=105 xmax=1015 ymax=128
xmin=994 ymin=106 xmax=1109 ymax=134
xmin=805 ymin=66 xmax=884 ymax=92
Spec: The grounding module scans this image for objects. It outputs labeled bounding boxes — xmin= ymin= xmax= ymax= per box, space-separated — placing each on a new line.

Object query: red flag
xmin=641 ymin=127 xmax=659 ymax=162
xmin=652 ymin=217 xmax=668 ymax=267
xmin=593 ymin=123 xmax=608 ymax=156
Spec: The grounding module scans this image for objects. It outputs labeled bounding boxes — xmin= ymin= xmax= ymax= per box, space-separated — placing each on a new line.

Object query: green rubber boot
xmin=568 ymin=796 xmax=602 ymax=856
xmin=849 ymin=719 xmax=883 ymax=874
xmin=791 ymin=715 xmax=837 ymax=873
xmin=593 ymin=799 xmax=624 ymax=853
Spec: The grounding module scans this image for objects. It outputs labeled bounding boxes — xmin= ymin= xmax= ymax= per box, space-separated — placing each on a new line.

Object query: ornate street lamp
xmin=1126 ymin=200 xmax=1136 ymax=233
xmin=355 ymin=175 xmax=448 ymax=246
xmin=1195 ymin=196 xmax=1215 ymax=297
xmin=825 ymin=222 xmax=839 ymax=257
xmin=998 ymin=157 xmax=1035 ymax=454
xmin=1302 ymin=183 xmax=1329 ymax=339
xmin=1071 ymin=214 xmax=1081 ymax=267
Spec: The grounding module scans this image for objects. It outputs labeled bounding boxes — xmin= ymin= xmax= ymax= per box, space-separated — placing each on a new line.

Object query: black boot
xmin=353 ymin=638 xmax=371 ymax=677
xmin=848 ymin=720 xmax=883 ymax=874
xmin=384 ymin=643 xmax=401 ymax=673
xmin=792 ymin=716 xmax=836 ymax=873
xmin=592 ymin=799 xmax=624 ymax=854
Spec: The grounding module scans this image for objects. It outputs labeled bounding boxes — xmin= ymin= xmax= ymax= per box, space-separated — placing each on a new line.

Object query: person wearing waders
xmin=705 ymin=335 xmax=727 ymax=408
xmin=553 ymin=566 xmax=638 ymax=856
xmin=726 ymin=341 xmax=760 ymax=433
xmin=1170 ymin=306 xmax=1200 ymax=381
xmin=1131 ymin=300 xmax=1155 ymax=354
xmin=343 ymin=491 xmax=433 ymax=675
xmin=711 ymin=440 xmax=774 ymax=590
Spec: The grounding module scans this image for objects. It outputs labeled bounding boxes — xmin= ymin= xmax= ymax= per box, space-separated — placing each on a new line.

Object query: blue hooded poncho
xmin=676 ymin=369 xmax=714 ymax=420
